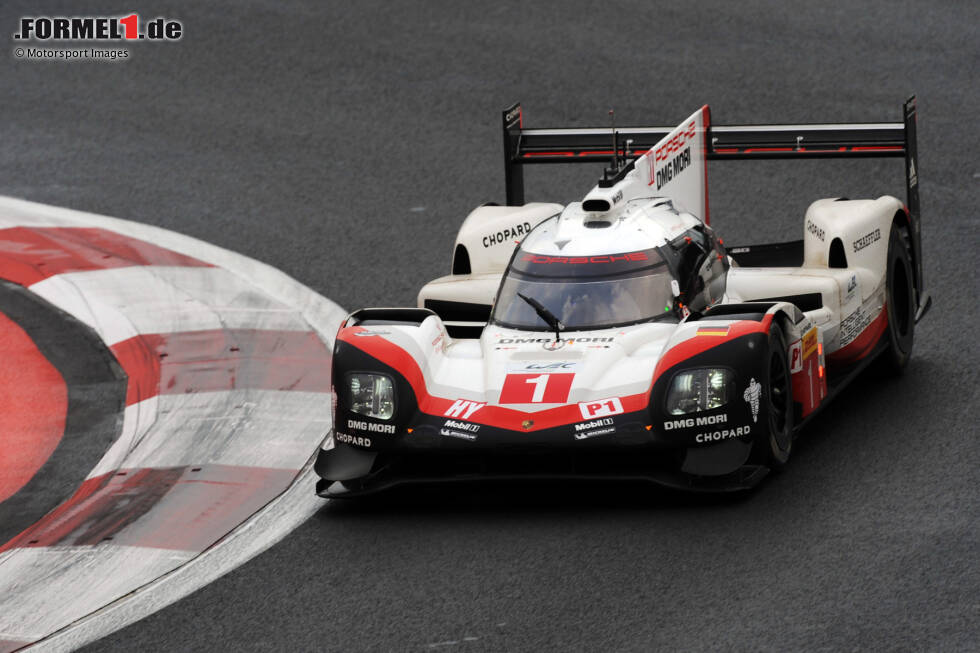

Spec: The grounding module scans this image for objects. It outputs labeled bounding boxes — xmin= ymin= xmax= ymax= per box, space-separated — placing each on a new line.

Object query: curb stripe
xmin=2 ymin=465 xmax=299 ymax=552
xmin=110 ymin=329 xmax=333 ymax=406
xmin=29 ymin=266 xmax=312 ymax=347
xmin=0 ymin=226 xmax=211 ymax=286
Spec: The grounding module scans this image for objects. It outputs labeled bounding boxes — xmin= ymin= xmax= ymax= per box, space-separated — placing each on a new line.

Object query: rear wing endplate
xmin=501 ymin=97 xmax=922 ymax=292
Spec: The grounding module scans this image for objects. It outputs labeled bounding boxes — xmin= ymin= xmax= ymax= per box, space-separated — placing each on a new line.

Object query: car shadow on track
xmin=317 ymin=480 xmax=754 ymax=520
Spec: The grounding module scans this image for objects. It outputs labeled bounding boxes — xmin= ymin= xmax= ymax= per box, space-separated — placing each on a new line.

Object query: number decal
xmin=499 ymin=373 xmax=574 ymax=404
xmin=525 ymin=374 xmax=549 ymax=402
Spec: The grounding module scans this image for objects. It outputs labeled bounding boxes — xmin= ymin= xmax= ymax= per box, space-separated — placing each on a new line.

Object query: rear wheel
xmin=754 ymin=323 xmax=794 ymax=470
xmin=879 ymin=224 xmax=916 ymax=375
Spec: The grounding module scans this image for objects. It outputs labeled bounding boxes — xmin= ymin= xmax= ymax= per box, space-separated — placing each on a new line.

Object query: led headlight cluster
xmin=347 ymin=373 xmax=395 ymax=419
xmin=666 ymin=368 xmax=734 ymax=415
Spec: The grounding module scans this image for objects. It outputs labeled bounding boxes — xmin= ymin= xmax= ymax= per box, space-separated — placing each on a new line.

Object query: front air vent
xmin=423 ymin=299 xmax=491 ymax=323
xmin=452 ymin=244 xmax=471 ymax=275
xmin=584 ymin=220 xmax=611 ymax=228
xmin=829 ymin=238 xmax=847 ymax=268
xmin=582 ymin=199 xmax=611 ymax=213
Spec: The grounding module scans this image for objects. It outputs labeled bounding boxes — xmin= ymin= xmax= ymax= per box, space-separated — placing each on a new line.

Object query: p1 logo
xmin=499 ymin=373 xmax=574 ymax=404
xmin=579 ymin=397 xmax=624 ymax=419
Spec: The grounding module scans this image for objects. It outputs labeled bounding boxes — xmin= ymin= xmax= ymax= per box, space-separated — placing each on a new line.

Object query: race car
xmin=315 ymin=98 xmax=930 ymax=496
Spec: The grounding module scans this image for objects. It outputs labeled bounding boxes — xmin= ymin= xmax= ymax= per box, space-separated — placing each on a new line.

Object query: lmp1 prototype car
xmin=315 ymin=98 xmax=930 ymax=496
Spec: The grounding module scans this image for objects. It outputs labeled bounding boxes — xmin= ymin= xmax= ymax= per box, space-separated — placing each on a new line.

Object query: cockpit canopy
xmin=490 ymin=208 xmax=730 ymax=331
xmin=491 ymin=243 xmax=678 ymax=331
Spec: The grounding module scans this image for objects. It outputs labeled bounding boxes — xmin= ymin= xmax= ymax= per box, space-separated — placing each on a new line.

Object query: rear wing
xmin=501 ymin=96 xmax=921 ymax=292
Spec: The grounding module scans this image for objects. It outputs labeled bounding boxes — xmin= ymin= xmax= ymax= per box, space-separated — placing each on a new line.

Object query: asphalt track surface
xmin=1 ymin=1 xmax=977 ymax=650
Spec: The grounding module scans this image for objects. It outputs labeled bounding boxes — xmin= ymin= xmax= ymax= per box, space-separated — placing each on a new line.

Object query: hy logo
xmin=444 ymin=400 xmax=484 ymax=420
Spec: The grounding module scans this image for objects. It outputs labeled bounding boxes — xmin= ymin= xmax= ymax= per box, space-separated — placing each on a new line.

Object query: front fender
xmin=647 ymin=325 xmax=772 ymax=474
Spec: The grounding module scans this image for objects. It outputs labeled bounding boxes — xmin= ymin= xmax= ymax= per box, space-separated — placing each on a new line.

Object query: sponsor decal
xmin=508 ymin=361 xmax=580 ymax=372
xmin=696 ymin=325 xmax=730 ymax=337
xmin=520 ymin=251 xmax=648 ymax=265
xmin=579 ymin=397 xmax=624 ymax=419
xmin=806 ymin=220 xmax=825 ymax=242
xmin=695 ymin=425 xmax=751 ymax=444
xmin=839 ymin=306 xmax=872 ymax=347
xmin=443 ymin=419 xmax=480 ymax=433
xmin=789 ymin=339 xmax=803 ymax=374
xmin=729 ymin=247 xmax=750 ymax=254
xmin=353 ymin=330 xmax=391 ymax=337
xmin=653 ymin=120 xmax=697 ymax=164
xmin=574 ymin=426 xmax=615 ymax=440
xmin=852 ymin=228 xmax=881 ymax=253
xmin=743 ymin=378 xmax=761 ymax=423
xmin=663 ymin=414 xmax=728 ymax=430
xmin=431 ymin=331 xmax=445 ymax=350
xmin=498 ymin=336 xmax=615 ymax=346
xmin=483 ymin=222 xmax=532 ymax=248
xmin=574 ymin=417 xmax=614 ymax=432
xmin=347 ymin=419 xmax=396 ymax=434
xmin=499 ymin=372 xmax=574 ymax=404
xmin=336 ymin=432 xmax=372 ymax=447
xmin=846 ymin=274 xmax=858 ymax=301
xmin=611 ymin=189 xmax=624 ymax=204
xmin=440 ymin=428 xmax=477 ymax=442
xmin=505 ymin=105 xmax=522 ymax=127
xmin=654 ymin=146 xmax=691 ymax=191
xmin=802 ymin=327 xmax=818 ymax=359
xmin=908 ymin=158 xmax=917 ymax=188
xmin=444 ymin=400 xmax=485 ymax=419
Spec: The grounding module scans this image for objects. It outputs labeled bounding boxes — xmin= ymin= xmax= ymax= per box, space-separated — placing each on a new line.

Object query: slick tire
xmin=753 ymin=322 xmax=794 ymax=471
xmin=877 ymin=223 xmax=916 ymax=375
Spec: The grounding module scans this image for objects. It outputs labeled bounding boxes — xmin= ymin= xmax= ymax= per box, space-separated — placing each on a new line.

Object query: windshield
xmin=491 ymin=248 xmax=677 ymax=331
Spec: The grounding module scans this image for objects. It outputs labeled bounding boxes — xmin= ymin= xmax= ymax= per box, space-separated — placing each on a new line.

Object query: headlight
xmin=665 ymin=368 xmax=734 ymax=415
xmin=347 ymin=373 xmax=395 ymax=419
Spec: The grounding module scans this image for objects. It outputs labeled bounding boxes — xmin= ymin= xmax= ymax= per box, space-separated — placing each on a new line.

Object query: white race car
xmin=316 ymin=98 xmax=929 ymax=495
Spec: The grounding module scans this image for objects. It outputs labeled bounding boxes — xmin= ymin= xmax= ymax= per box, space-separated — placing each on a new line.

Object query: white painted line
xmin=0 ymin=546 xmax=195 ymax=642
xmin=87 ymin=399 xmax=159 ymax=479
xmin=112 ymin=390 xmax=332 ymax=470
xmin=31 ymin=267 xmax=311 ymax=347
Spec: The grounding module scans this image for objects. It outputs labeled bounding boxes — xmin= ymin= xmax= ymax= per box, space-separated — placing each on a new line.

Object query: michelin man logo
xmin=743 ymin=378 xmax=761 ymax=423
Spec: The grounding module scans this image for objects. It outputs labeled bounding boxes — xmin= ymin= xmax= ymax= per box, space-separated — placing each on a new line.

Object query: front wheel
xmin=752 ymin=322 xmax=794 ymax=471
